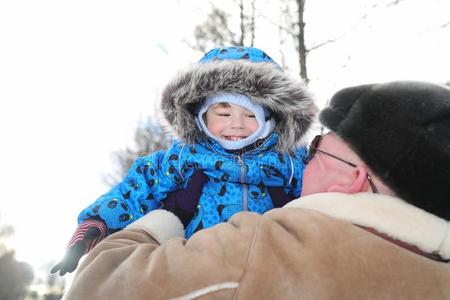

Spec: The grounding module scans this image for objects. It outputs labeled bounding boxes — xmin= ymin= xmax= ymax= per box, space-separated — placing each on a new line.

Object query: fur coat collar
xmin=286 ymin=192 xmax=450 ymax=260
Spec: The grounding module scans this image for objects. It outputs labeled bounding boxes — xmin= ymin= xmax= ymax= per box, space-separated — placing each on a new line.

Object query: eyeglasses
xmin=303 ymin=135 xmax=379 ymax=193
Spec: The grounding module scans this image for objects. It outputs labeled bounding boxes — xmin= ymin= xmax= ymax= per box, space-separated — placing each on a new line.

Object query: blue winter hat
xmin=199 ymin=46 xmax=282 ymax=69
xmin=195 ymin=92 xmax=276 ymax=150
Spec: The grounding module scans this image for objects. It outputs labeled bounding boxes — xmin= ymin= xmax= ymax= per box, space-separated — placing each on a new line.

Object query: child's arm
xmin=52 ymin=143 xmax=204 ymax=275
xmin=77 ymin=145 xmax=187 ymax=232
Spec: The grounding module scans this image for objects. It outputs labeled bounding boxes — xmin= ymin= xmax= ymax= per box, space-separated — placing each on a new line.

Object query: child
xmin=51 ymin=46 xmax=317 ymax=275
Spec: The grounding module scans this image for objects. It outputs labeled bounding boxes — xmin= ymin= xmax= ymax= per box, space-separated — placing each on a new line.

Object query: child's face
xmin=205 ymin=103 xmax=259 ymax=141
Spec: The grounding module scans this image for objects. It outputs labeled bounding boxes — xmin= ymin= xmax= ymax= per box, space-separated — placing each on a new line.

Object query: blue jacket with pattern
xmin=78 ymin=134 xmax=307 ymax=237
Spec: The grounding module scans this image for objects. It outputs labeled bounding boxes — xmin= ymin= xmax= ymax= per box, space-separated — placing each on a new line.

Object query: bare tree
xmin=239 ymin=0 xmax=245 ymax=45
xmin=190 ymin=0 xmax=309 ymax=81
xmin=237 ymin=0 xmax=257 ymax=46
xmin=249 ymin=0 xmax=256 ymax=45
xmin=191 ymin=0 xmax=444 ymax=85
xmin=192 ymin=7 xmax=240 ymax=52
xmin=264 ymin=0 xmax=418 ymax=83
xmin=189 ymin=1 xmax=258 ymax=52
xmin=295 ymin=0 xmax=308 ymax=83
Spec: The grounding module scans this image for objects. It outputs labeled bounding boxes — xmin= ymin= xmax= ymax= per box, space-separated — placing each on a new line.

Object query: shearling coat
xmin=64 ymin=192 xmax=450 ymax=299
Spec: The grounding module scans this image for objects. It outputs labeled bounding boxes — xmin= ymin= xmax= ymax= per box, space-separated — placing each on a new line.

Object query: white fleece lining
xmin=286 ymin=193 xmax=450 ymax=259
xmin=126 ymin=210 xmax=185 ymax=244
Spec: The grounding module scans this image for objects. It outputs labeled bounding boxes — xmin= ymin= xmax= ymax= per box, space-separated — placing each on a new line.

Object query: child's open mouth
xmin=223 ymin=136 xmax=246 ymax=141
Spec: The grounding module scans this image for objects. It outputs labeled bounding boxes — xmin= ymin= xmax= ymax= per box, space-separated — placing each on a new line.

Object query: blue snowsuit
xmin=78 ymin=134 xmax=306 ymax=238
xmin=77 ymin=46 xmax=317 ymax=239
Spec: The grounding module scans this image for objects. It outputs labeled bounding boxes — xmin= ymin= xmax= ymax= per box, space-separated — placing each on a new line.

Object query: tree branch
xmin=418 ymin=21 xmax=450 ymax=36
xmin=253 ymin=8 xmax=297 ymax=36
xmin=386 ymin=0 xmax=408 ymax=8
xmin=308 ymin=0 xmax=407 ymax=52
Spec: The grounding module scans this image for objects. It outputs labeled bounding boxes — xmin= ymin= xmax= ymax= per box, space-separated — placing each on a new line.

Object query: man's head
xmin=195 ymin=92 xmax=275 ymax=150
xmin=302 ymin=81 xmax=450 ymax=220
xmin=301 ymin=133 xmax=382 ymax=197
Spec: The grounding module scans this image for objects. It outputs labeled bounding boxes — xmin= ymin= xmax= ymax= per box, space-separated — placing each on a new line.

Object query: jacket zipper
xmin=237 ymin=155 xmax=248 ymax=211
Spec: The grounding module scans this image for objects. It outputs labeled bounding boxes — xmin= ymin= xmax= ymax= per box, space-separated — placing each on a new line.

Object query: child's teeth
xmin=226 ymin=136 xmax=243 ymax=140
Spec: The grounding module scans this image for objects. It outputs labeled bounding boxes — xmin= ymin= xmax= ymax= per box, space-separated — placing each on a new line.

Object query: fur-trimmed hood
xmin=160 ymin=59 xmax=317 ymax=153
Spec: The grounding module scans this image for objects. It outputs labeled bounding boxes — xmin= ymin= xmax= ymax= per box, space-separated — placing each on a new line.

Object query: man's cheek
xmin=301 ymin=166 xmax=314 ymax=196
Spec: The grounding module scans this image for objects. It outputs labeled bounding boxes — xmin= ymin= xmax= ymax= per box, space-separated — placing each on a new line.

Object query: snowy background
xmin=0 ymin=0 xmax=449 ymax=291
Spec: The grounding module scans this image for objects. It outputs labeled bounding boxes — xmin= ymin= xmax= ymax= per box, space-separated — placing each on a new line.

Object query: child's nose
xmin=230 ymin=115 xmax=244 ymax=128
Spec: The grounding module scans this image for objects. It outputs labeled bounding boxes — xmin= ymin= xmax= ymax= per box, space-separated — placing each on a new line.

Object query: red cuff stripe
xmin=67 ymin=219 xmax=107 ymax=249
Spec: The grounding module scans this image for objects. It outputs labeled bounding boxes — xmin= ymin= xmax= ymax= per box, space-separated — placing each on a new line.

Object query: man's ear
xmin=327 ymin=166 xmax=368 ymax=194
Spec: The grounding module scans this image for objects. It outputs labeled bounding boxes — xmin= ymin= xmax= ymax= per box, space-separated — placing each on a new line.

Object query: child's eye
xmin=217 ymin=113 xmax=230 ymax=117
xmin=246 ymin=114 xmax=256 ymax=118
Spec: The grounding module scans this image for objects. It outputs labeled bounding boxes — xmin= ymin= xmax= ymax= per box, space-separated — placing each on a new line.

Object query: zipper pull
xmin=237 ymin=155 xmax=244 ymax=166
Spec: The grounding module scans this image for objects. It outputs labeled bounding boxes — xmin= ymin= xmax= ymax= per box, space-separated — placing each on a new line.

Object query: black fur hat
xmin=320 ymin=81 xmax=450 ymax=220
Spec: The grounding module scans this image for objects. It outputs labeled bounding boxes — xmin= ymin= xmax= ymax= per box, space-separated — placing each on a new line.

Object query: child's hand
xmin=50 ymin=226 xmax=101 ymax=276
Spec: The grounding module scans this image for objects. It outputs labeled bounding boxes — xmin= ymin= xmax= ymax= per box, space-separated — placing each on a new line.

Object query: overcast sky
xmin=0 ymin=0 xmax=449 ymax=275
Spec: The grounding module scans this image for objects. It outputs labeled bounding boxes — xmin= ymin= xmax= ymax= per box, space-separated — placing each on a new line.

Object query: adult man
xmin=64 ymin=81 xmax=450 ymax=299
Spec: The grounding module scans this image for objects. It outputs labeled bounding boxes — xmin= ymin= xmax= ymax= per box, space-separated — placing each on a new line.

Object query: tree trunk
xmin=249 ymin=0 xmax=256 ymax=46
xmin=296 ymin=0 xmax=309 ymax=84
xmin=239 ymin=0 xmax=245 ymax=46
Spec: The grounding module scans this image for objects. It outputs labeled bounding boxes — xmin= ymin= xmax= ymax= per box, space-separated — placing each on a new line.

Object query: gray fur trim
xmin=160 ymin=60 xmax=317 ymax=153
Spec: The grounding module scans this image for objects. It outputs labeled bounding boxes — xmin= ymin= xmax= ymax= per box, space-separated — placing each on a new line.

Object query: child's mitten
xmin=50 ymin=219 xmax=106 ymax=276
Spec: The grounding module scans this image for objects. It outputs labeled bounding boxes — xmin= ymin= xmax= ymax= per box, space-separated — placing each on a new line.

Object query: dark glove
xmin=50 ymin=226 xmax=101 ymax=276
xmin=161 ymin=170 xmax=207 ymax=227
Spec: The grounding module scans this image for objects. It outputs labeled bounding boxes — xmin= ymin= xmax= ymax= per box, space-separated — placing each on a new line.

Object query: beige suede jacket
xmin=64 ymin=193 xmax=450 ymax=300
